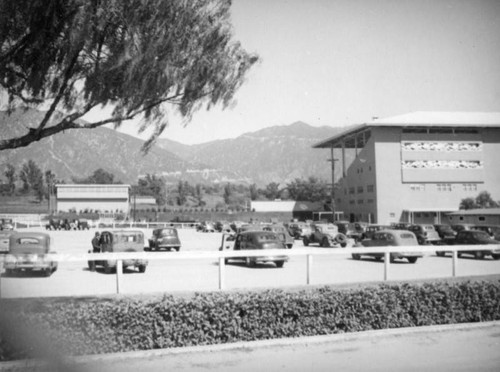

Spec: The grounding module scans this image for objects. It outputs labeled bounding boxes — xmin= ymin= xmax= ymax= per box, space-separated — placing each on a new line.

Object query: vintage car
xmin=4 ymin=232 xmax=58 ymax=276
xmin=0 ymin=218 xmax=14 ymax=231
xmin=303 ymin=223 xmax=348 ymax=248
xmin=147 ymin=228 xmax=181 ymax=251
xmin=215 ymin=220 xmax=232 ymax=233
xmin=452 ymin=230 xmax=500 ymax=260
xmin=88 ymin=230 xmax=148 ymax=273
xmin=450 ymin=223 xmax=476 ymax=233
xmin=391 ymin=222 xmax=412 ymax=230
xmin=287 ymin=222 xmax=312 ymax=239
xmin=408 ymin=224 xmax=441 ymax=245
xmin=473 ymin=224 xmax=500 ymax=241
xmin=361 ymin=224 xmax=391 ymax=240
xmin=198 ymin=221 xmax=216 ymax=233
xmin=433 ymin=224 xmax=457 ymax=243
xmin=352 ymin=230 xmax=422 ymax=263
xmin=219 ymin=230 xmax=288 ymax=267
xmin=334 ymin=221 xmax=362 ymax=241
xmin=0 ymin=230 xmax=16 ymax=254
xmin=263 ymin=224 xmax=294 ymax=248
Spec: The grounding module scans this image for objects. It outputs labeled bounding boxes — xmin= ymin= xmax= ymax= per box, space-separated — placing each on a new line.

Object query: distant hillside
xmin=1 ymin=110 xmax=348 ymax=186
xmin=156 ymin=121 xmax=345 ymax=185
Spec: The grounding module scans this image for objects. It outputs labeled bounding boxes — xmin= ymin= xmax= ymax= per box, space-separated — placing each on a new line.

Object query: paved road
xmin=3 ymin=322 xmax=499 ymax=372
xmin=1 ymin=228 xmax=500 ymax=298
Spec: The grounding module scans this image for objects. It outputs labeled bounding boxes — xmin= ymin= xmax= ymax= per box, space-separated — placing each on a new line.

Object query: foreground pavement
xmin=2 ymin=321 xmax=500 ymax=372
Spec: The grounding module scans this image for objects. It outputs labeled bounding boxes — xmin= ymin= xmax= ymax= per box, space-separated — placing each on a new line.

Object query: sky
xmin=87 ymin=0 xmax=500 ymax=145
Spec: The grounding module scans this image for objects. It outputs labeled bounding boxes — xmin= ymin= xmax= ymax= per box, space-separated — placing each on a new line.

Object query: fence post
xmin=452 ymin=249 xmax=458 ymax=277
xmin=116 ymin=260 xmax=123 ymax=294
xmin=306 ymin=254 xmax=313 ymax=285
xmin=384 ymin=252 xmax=390 ymax=281
xmin=218 ymin=257 xmax=225 ymax=290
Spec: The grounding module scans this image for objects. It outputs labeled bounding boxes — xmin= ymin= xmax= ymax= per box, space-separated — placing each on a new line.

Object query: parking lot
xmin=1 ymin=227 xmax=500 ymax=299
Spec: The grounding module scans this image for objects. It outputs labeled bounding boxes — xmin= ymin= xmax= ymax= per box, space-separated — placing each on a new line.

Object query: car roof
xmin=10 ymin=231 xmax=50 ymax=239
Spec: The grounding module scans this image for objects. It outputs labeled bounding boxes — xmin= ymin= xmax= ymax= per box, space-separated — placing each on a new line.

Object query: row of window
xmin=58 ymin=187 xmax=128 ymax=194
xmin=346 ymin=185 xmax=375 ymax=195
xmin=348 ymin=199 xmax=375 ymax=205
xmin=402 ymin=128 xmax=478 ymax=134
xmin=409 ymin=183 xmax=478 ymax=192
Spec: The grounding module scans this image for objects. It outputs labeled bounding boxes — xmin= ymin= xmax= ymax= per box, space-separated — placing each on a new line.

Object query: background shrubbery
xmin=1 ymin=280 xmax=500 ymax=360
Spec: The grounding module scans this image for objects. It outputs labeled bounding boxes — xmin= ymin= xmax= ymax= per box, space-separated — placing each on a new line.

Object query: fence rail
xmin=8 ymin=220 xmax=199 ymax=230
xmin=1 ymin=244 xmax=499 ymax=297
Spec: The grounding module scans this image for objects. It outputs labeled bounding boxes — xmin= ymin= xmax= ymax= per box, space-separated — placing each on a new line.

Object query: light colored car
xmin=88 ymin=230 xmax=148 ymax=273
xmin=147 ymin=228 xmax=181 ymax=251
xmin=352 ymin=229 xmax=422 ymax=263
xmin=4 ymin=232 xmax=58 ymax=276
xmin=453 ymin=230 xmax=500 ymax=260
xmin=219 ymin=230 xmax=288 ymax=268
xmin=303 ymin=223 xmax=348 ymax=248
xmin=408 ymin=224 xmax=441 ymax=245
xmin=287 ymin=222 xmax=312 ymax=239
xmin=0 ymin=230 xmax=15 ymax=254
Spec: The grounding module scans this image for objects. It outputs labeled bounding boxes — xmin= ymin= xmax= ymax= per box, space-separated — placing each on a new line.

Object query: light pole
xmin=327 ymin=148 xmax=338 ymax=222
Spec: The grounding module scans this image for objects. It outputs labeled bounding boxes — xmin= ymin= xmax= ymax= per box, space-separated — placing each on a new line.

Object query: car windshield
xmin=423 ymin=226 xmax=435 ymax=231
xmin=399 ymin=233 xmax=415 ymax=239
xmin=17 ymin=238 xmax=41 ymax=245
xmin=116 ymin=233 xmax=143 ymax=243
xmin=255 ymin=234 xmax=279 ymax=242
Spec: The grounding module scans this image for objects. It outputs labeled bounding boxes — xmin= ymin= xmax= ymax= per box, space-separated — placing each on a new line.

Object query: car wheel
xmin=286 ymin=244 xmax=293 ymax=249
xmin=275 ymin=260 xmax=285 ymax=268
xmin=474 ymin=251 xmax=484 ymax=260
xmin=104 ymin=262 xmax=112 ymax=274
xmin=224 ymin=258 xmax=229 ymax=264
xmin=407 ymin=257 xmax=418 ymax=264
xmin=245 ymin=257 xmax=254 ymax=267
xmin=138 ymin=265 xmax=146 ymax=273
xmin=88 ymin=261 xmax=96 ymax=272
xmin=175 ymin=247 xmax=180 ymax=252
xmin=374 ymin=257 xmax=383 ymax=262
xmin=352 ymin=253 xmax=361 ymax=260
xmin=4 ymin=268 xmax=13 ymax=277
xmin=389 ymin=256 xmax=396 ymax=263
xmin=303 ymin=237 xmax=309 ymax=246
xmin=321 ymin=237 xmax=330 ymax=247
xmin=436 ymin=251 xmax=445 ymax=257
xmin=44 ymin=268 xmax=52 ymax=277
xmin=417 ymin=237 xmax=425 ymax=245
xmin=492 ymin=254 xmax=500 ymax=260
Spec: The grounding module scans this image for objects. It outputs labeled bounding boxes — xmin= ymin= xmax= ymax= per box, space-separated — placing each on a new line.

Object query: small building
xmin=251 ymin=200 xmax=335 ymax=221
xmin=55 ymin=184 xmax=130 ymax=214
xmin=447 ymin=208 xmax=500 ymax=225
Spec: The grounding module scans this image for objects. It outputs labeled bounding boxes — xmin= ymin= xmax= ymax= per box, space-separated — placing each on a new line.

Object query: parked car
xmin=215 ymin=221 xmax=232 ymax=233
xmin=219 ymin=230 xmax=288 ymax=267
xmin=408 ymin=224 xmax=441 ymax=245
xmin=77 ymin=218 xmax=90 ymax=230
xmin=198 ymin=221 xmax=216 ymax=233
xmin=88 ymin=230 xmax=148 ymax=273
xmin=0 ymin=230 xmax=16 ymax=254
xmin=303 ymin=223 xmax=348 ymax=248
xmin=352 ymin=230 xmax=422 ymax=263
xmin=361 ymin=224 xmax=391 ymax=240
xmin=4 ymin=232 xmax=58 ymax=276
xmin=433 ymin=224 xmax=457 ymax=243
xmin=147 ymin=228 xmax=181 ymax=251
xmin=334 ymin=221 xmax=362 ymax=241
xmin=45 ymin=218 xmax=61 ymax=230
xmin=452 ymin=230 xmax=500 ymax=260
xmin=472 ymin=224 xmax=500 ymax=241
xmin=391 ymin=222 xmax=412 ymax=230
xmin=287 ymin=222 xmax=312 ymax=239
xmin=1 ymin=218 xmax=14 ymax=231
xmin=263 ymin=224 xmax=294 ymax=249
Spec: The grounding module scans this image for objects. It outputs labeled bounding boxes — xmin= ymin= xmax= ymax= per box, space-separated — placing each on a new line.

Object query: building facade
xmin=55 ymin=184 xmax=130 ymax=214
xmin=313 ymin=112 xmax=500 ymax=225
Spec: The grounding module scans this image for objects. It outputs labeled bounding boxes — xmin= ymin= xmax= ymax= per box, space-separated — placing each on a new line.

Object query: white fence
xmin=9 ymin=220 xmax=199 ymax=230
xmin=1 ymin=244 xmax=498 ymax=297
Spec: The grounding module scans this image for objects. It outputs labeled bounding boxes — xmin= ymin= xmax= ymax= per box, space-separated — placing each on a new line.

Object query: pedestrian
xmin=92 ymin=232 xmax=101 ymax=253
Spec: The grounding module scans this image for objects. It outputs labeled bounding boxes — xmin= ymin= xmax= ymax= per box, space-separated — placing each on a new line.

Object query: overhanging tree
xmin=0 ymin=0 xmax=258 ymax=151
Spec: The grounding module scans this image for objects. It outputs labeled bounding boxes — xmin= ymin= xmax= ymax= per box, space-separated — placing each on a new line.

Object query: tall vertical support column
xmin=330 ymin=146 xmax=336 ymax=219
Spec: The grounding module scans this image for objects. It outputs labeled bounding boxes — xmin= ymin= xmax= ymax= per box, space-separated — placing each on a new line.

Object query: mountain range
xmin=0 ymin=109 xmax=344 ymax=186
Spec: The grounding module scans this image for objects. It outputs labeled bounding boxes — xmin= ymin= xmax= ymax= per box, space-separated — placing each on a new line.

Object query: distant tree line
xmin=459 ymin=191 xmax=499 ymax=210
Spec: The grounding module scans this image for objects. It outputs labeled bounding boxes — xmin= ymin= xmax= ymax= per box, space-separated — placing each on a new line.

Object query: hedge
xmin=1 ymin=280 xmax=500 ymax=361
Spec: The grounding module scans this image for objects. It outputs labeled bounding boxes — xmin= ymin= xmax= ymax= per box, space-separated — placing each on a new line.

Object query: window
xmin=357 ymin=199 xmax=364 ymax=204
xmin=463 ymin=184 xmax=477 ymax=192
xmin=349 ymin=200 xmax=355 ymax=205
xmin=367 ymin=185 xmax=374 ymax=192
xmin=390 ymin=213 xmax=395 ymax=218
xmin=437 ymin=183 xmax=452 ymax=192
xmin=357 ymin=186 xmax=364 ymax=194
xmin=349 ymin=187 xmax=355 ymax=195
xmin=410 ymin=184 xmax=425 ymax=192
xmin=479 ymin=216 xmax=485 ymax=222
xmin=367 ymin=199 xmax=374 ymax=204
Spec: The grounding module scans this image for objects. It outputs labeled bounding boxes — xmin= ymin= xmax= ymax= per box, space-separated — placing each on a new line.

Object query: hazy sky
xmin=91 ymin=0 xmax=500 ymax=144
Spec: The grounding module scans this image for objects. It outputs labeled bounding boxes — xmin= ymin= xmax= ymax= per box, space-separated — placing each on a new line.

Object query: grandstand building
xmin=313 ymin=112 xmax=500 ymax=225
xmin=55 ymin=184 xmax=130 ymax=214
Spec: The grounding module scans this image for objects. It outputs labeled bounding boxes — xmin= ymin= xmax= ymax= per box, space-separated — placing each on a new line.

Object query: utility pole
xmin=328 ymin=147 xmax=338 ymax=222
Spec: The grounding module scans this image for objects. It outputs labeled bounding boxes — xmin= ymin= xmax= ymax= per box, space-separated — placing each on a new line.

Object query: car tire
xmin=245 ymin=257 xmax=254 ymax=267
xmin=104 ymin=262 xmax=112 ymax=274
xmin=275 ymin=260 xmax=285 ymax=268
xmin=407 ymin=257 xmax=418 ymax=264
xmin=436 ymin=251 xmax=445 ymax=257
xmin=138 ymin=265 xmax=146 ymax=273
xmin=303 ymin=237 xmax=309 ymax=246
xmin=374 ymin=257 xmax=383 ymax=262
xmin=224 ymin=258 xmax=229 ymax=265
xmin=321 ymin=237 xmax=330 ymax=247
xmin=88 ymin=261 xmax=96 ymax=272
xmin=44 ymin=268 xmax=52 ymax=277
xmin=286 ymin=244 xmax=293 ymax=249
xmin=474 ymin=251 xmax=484 ymax=260
xmin=175 ymin=247 xmax=180 ymax=252
xmin=492 ymin=254 xmax=500 ymax=260
xmin=352 ymin=253 xmax=361 ymax=260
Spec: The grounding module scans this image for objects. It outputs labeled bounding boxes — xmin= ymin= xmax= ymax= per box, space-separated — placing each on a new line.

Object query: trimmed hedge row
xmin=1 ymin=280 xmax=500 ymax=360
